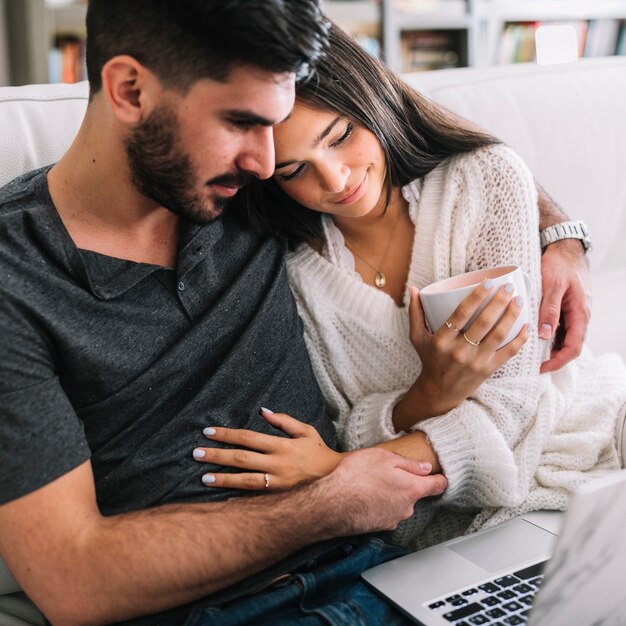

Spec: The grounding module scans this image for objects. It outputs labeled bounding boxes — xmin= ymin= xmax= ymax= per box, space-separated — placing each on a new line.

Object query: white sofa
xmin=1 ymin=56 xmax=626 ymax=624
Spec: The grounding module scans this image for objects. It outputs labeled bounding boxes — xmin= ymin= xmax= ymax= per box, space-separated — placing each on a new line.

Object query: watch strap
xmin=539 ymin=220 xmax=592 ymax=252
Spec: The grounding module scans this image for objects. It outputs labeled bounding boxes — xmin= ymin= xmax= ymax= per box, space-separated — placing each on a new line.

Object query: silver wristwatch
xmin=539 ymin=220 xmax=592 ymax=253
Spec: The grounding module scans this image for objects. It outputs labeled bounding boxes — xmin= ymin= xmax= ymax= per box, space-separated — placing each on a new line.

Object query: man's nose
xmin=236 ymin=127 xmax=275 ymax=180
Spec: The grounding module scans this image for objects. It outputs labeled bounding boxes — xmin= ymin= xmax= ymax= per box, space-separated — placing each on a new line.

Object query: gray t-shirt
xmin=0 ymin=167 xmax=336 ymax=513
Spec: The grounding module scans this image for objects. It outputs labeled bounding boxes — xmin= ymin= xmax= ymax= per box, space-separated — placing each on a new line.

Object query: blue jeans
xmin=184 ymin=538 xmax=413 ymax=626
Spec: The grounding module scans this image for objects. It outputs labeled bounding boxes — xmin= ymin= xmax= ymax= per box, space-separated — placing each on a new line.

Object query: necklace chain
xmin=344 ymin=211 xmax=401 ymax=289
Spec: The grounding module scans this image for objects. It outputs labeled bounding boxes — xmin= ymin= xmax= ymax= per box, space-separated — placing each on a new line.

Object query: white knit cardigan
xmin=286 ymin=145 xmax=626 ymax=548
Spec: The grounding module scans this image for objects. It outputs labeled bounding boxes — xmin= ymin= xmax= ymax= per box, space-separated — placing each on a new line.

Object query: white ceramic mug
xmin=419 ymin=265 xmax=532 ymax=348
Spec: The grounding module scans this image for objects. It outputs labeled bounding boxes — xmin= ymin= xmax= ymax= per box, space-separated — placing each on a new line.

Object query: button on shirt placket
xmin=174 ymin=223 xmax=217 ymax=320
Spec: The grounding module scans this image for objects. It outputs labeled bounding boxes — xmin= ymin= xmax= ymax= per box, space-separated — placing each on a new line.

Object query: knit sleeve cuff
xmin=414 ymin=417 xmax=476 ymax=503
xmin=339 ymin=390 xmax=407 ymax=451
xmin=414 ymin=412 xmax=518 ymax=507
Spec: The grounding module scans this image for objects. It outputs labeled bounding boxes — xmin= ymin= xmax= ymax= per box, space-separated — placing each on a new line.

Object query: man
xmin=0 ymin=1 xmax=590 ymax=624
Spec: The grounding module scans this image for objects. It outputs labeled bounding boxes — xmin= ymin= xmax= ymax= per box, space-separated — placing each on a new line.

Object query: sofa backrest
xmin=0 ymin=80 xmax=88 ymax=187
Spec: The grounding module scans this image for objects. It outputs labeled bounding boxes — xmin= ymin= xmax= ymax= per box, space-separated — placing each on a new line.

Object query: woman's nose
xmin=319 ymin=161 xmax=350 ymax=194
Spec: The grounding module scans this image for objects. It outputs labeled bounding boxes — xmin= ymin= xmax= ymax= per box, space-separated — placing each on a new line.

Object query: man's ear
xmin=100 ymin=55 xmax=160 ymax=125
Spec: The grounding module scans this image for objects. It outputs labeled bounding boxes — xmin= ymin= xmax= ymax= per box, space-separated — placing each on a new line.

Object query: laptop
xmin=362 ymin=469 xmax=626 ymax=626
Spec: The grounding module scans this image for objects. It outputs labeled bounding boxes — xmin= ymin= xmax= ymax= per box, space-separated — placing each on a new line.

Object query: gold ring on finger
xmin=462 ymin=332 xmax=481 ymax=346
xmin=264 ymin=473 xmax=270 ymax=489
xmin=445 ymin=320 xmax=460 ymax=333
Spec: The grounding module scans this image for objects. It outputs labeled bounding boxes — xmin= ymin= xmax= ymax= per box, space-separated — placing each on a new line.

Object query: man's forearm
xmin=87 ymin=494 xmax=334 ymax=620
xmin=3 ymin=465 xmax=345 ymax=626
xmin=536 ymin=182 xmax=570 ymax=230
xmin=4 ymin=450 xmax=441 ymax=626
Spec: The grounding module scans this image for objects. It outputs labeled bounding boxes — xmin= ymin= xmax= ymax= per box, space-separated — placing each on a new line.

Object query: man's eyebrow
xmin=275 ymin=116 xmax=342 ymax=170
xmin=224 ymin=110 xmax=276 ymax=127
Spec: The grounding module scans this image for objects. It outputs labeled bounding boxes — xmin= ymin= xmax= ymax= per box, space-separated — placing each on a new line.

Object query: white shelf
xmin=47 ymin=2 xmax=86 ymax=35
xmin=395 ymin=0 xmax=470 ymax=30
xmin=476 ymin=0 xmax=626 ymax=22
xmin=324 ymin=1 xmax=380 ymax=24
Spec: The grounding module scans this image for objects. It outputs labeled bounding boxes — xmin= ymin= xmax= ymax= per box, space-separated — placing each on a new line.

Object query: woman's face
xmin=272 ymin=101 xmax=387 ymax=219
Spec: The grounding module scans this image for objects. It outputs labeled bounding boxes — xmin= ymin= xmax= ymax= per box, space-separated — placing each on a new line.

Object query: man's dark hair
xmin=85 ymin=0 xmax=329 ymax=94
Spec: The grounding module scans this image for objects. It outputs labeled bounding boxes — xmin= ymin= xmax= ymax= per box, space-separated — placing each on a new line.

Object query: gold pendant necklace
xmin=344 ymin=211 xmax=401 ymax=290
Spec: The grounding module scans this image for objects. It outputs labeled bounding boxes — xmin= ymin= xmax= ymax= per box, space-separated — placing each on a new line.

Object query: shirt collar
xmin=31 ymin=167 xmax=225 ymax=300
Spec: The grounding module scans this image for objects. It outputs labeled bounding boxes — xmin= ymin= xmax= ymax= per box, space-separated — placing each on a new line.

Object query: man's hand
xmin=322 ymin=448 xmax=448 ymax=534
xmin=539 ymin=238 xmax=591 ymax=373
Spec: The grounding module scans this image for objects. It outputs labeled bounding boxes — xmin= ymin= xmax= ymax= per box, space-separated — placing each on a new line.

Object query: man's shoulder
xmin=0 ymin=166 xmax=50 ymax=221
xmin=0 ymin=167 xmax=58 ymax=297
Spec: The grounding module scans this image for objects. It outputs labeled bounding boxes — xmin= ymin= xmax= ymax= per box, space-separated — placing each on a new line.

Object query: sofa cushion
xmin=0 ymin=81 xmax=88 ymax=188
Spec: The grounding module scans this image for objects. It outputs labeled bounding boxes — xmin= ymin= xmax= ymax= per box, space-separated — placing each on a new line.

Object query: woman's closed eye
xmin=331 ymin=121 xmax=353 ymax=148
xmin=277 ymin=122 xmax=354 ymax=183
xmin=280 ymin=163 xmax=306 ymax=182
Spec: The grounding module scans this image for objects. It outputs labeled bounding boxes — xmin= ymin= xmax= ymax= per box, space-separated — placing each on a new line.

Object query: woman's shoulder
xmin=413 ymin=144 xmax=530 ymax=190
xmin=447 ymin=143 xmax=533 ymax=182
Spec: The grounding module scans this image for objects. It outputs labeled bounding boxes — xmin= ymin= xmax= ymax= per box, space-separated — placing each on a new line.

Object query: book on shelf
xmin=617 ymin=22 xmax=626 ymax=56
xmin=48 ymin=34 xmax=86 ymax=83
xmin=497 ymin=20 xmax=590 ymax=64
xmin=400 ymin=30 xmax=461 ymax=72
xmin=584 ymin=19 xmax=621 ymax=57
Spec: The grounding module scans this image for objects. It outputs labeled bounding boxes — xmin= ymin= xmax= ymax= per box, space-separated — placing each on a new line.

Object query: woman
xmin=194 ymin=25 xmax=626 ymax=548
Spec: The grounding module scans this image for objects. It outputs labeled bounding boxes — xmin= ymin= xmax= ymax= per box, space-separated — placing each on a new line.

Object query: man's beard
xmin=125 ymin=103 xmax=247 ymax=224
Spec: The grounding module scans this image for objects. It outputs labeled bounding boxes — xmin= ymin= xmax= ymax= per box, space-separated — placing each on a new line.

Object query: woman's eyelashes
xmin=280 ymin=163 xmax=305 ymax=182
xmin=278 ymin=122 xmax=354 ymax=182
xmin=330 ymin=121 xmax=353 ymax=148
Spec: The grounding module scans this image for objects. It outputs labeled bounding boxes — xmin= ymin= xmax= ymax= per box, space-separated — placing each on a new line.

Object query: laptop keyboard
xmin=425 ymin=560 xmax=546 ymax=625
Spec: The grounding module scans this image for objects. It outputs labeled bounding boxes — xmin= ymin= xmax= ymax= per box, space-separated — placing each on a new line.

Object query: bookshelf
xmin=475 ymin=0 xmax=626 ymax=66
xmin=324 ymin=0 xmax=383 ymax=58
xmin=3 ymin=0 xmax=626 ymax=85
xmin=4 ymin=0 xmax=86 ymax=85
xmin=383 ymin=0 xmax=626 ymax=71
xmin=383 ymin=0 xmax=474 ymax=71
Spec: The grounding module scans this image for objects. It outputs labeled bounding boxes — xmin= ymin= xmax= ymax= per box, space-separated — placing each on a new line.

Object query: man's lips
xmin=335 ymin=174 xmax=367 ymax=205
xmin=209 ymin=183 xmax=240 ymax=198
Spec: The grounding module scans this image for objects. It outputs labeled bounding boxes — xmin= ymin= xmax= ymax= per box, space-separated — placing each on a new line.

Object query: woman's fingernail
xmin=515 ymin=296 xmax=524 ymax=307
xmin=418 ymin=462 xmax=432 ymax=472
xmin=203 ymin=427 xmax=216 ymax=437
xmin=193 ymin=448 xmax=206 ymax=459
xmin=483 ymin=279 xmax=494 ymax=290
xmin=260 ymin=407 xmax=274 ymax=415
xmin=202 ymin=474 xmax=216 ymax=485
xmin=504 ymin=282 xmax=515 ymax=293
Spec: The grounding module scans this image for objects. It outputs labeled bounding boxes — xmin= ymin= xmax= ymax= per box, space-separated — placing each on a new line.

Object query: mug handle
xmin=523 ymin=271 xmax=532 ymax=296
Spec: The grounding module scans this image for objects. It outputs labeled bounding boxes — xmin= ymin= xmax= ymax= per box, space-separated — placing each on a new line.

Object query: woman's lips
xmin=335 ymin=173 xmax=367 ymax=205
